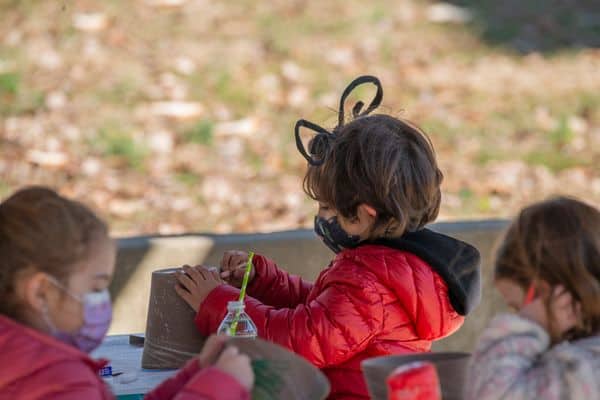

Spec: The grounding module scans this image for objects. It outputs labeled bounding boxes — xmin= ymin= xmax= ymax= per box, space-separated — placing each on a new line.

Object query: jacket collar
xmin=364 ymin=228 xmax=481 ymax=316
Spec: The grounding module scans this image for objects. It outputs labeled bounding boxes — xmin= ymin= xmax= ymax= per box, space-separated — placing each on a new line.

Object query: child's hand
xmin=219 ymin=250 xmax=256 ymax=288
xmin=215 ymin=346 xmax=255 ymax=391
xmin=175 ymin=265 xmax=224 ymax=312
xmin=519 ymin=285 xmax=580 ymax=337
xmin=548 ymin=286 xmax=580 ymax=336
xmin=197 ymin=335 xmax=227 ymax=367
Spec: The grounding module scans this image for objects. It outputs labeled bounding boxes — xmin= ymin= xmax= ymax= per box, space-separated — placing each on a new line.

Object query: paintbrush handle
xmin=228 ymin=252 xmax=255 ymax=336
xmin=238 ymin=252 xmax=255 ymax=302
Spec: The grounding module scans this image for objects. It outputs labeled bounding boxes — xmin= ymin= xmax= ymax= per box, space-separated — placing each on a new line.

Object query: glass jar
xmin=217 ymin=301 xmax=258 ymax=338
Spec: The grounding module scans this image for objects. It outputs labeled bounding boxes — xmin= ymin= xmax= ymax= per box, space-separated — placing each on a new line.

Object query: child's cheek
xmin=317 ymin=208 xmax=336 ymax=220
xmin=53 ymin=295 xmax=85 ymax=333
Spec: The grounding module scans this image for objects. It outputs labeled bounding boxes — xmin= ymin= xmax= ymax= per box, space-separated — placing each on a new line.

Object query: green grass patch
xmin=97 ymin=78 xmax=143 ymax=106
xmin=0 ymin=72 xmax=19 ymax=95
xmin=213 ymin=71 xmax=254 ymax=113
xmin=0 ymin=0 xmax=36 ymax=13
xmin=246 ymin=149 xmax=264 ymax=174
xmin=93 ymin=124 xmax=148 ymax=170
xmin=185 ymin=119 xmax=214 ymax=145
xmin=475 ymin=148 xmax=514 ymax=165
xmin=459 ymin=187 xmax=474 ymax=201
xmin=524 ymin=150 xmax=583 ymax=172
xmin=188 ymin=70 xmax=254 ymax=116
xmin=549 ymin=116 xmax=574 ymax=148
xmin=0 ymin=72 xmax=43 ymax=116
xmin=176 ymin=172 xmax=200 ymax=186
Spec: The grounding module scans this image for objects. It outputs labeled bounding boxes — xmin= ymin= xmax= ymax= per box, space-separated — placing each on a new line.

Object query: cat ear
xmin=294 ymin=119 xmax=335 ymax=166
xmin=294 ymin=75 xmax=384 ymax=166
xmin=337 ymin=75 xmax=383 ymax=127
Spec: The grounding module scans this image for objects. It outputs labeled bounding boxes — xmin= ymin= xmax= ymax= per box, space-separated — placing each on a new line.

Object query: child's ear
xmin=17 ymin=271 xmax=51 ymax=313
xmin=355 ymin=204 xmax=377 ymax=227
xmin=359 ymin=204 xmax=377 ymax=218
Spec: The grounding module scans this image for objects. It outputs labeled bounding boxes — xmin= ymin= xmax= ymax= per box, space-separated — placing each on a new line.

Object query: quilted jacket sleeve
xmin=144 ymin=360 xmax=249 ymax=400
xmin=465 ymin=314 xmax=600 ymax=400
xmin=144 ymin=359 xmax=200 ymax=400
xmin=196 ymin=259 xmax=384 ymax=368
xmin=171 ymin=368 xmax=250 ymax=400
xmin=246 ymin=254 xmax=314 ymax=308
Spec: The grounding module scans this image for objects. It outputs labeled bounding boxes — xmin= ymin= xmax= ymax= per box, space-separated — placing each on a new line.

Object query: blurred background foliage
xmin=0 ymin=0 xmax=598 ymax=235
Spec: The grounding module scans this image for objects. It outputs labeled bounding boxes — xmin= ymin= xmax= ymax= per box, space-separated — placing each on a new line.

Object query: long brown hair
xmin=0 ymin=186 xmax=108 ymax=319
xmin=495 ymin=196 xmax=600 ymax=340
xmin=303 ymin=114 xmax=443 ymax=238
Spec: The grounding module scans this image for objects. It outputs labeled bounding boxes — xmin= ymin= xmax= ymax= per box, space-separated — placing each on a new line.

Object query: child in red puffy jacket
xmin=0 ymin=187 xmax=253 ymax=400
xmin=176 ymin=76 xmax=481 ymax=399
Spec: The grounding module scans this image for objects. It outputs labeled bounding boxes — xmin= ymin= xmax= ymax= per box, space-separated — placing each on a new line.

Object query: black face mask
xmin=314 ymin=216 xmax=361 ymax=254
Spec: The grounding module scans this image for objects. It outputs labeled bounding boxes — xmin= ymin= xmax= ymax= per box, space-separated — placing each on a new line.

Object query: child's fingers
xmin=220 ymin=270 xmax=231 ymax=280
xmin=552 ymin=285 xmax=568 ymax=297
xmin=197 ymin=266 xmax=220 ymax=282
xmin=222 ymin=252 xmax=235 ymax=270
xmin=220 ymin=346 xmax=240 ymax=359
xmin=233 ymin=264 xmax=247 ymax=279
xmin=550 ymin=286 xmax=580 ymax=331
xmin=207 ymin=267 xmax=221 ymax=281
xmin=176 ymin=269 xmax=196 ymax=290
xmin=174 ymin=284 xmax=196 ymax=309
xmin=199 ymin=335 xmax=227 ymax=366
xmin=220 ymin=263 xmax=245 ymax=279
xmin=185 ymin=265 xmax=205 ymax=282
xmin=220 ymin=255 xmax=228 ymax=271
xmin=575 ymin=302 xmax=583 ymax=318
xmin=206 ymin=334 xmax=227 ymax=347
xmin=223 ymin=251 xmax=248 ymax=269
xmin=552 ymin=286 xmax=574 ymax=308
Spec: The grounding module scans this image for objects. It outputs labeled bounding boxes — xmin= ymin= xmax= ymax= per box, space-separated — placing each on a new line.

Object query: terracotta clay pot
xmin=141 ymin=268 xmax=205 ymax=369
xmin=361 ymin=352 xmax=470 ymax=400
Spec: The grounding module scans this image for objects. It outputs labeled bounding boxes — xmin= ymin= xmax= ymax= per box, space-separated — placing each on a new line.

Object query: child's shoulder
xmin=334 ymin=244 xmax=414 ymax=270
xmin=338 ymin=243 xmax=411 ymax=259
xmin=555 ymin=334 xmax=600 ymax=361
xmin=326 ymin=245 xmax=427 ymax=287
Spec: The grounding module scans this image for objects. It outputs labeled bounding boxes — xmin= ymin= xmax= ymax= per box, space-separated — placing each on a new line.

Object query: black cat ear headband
xmin=294 ymin=75 xmax=384 ymax=166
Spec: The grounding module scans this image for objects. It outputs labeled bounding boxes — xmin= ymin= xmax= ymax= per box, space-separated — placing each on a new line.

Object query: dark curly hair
xmin=303 ymin=114 xmax=443 ymax=239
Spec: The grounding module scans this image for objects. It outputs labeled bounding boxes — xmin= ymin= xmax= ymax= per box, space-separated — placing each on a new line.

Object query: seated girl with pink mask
xmin=0 ymin=187 xmax=253 ymax=400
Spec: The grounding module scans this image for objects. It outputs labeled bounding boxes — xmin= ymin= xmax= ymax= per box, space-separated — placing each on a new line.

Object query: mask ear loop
xmin=523 ymin=282 xmax=537 ymax=306
xmin=337 ymin=75 xmax=384 ymax=127
xmin=41 ymin=301 xmax=60 ymax=335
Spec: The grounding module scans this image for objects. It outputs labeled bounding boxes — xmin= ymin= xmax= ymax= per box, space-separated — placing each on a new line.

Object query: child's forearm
xmin=246 ymin=254 xmax=313 ymax=308
xmin=144 ymin=359 xmax=201 ymax=400
xmin=173 ymin=367 xmax=250 ymax=400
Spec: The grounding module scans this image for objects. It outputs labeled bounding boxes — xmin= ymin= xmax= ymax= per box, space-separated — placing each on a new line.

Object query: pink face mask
xmin=43 ymin=277 xmax=113 ymax=353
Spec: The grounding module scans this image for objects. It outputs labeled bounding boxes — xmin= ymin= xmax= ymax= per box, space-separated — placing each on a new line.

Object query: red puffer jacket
xmin=0 ymin=315 xmax=249 ymax=400
xmin=196 ymin=229 xmax=481 ymax=399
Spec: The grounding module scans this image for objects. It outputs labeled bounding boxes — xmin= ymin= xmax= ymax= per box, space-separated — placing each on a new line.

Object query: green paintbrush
xmin=228 ymin=251 xmax=254 ymax=336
